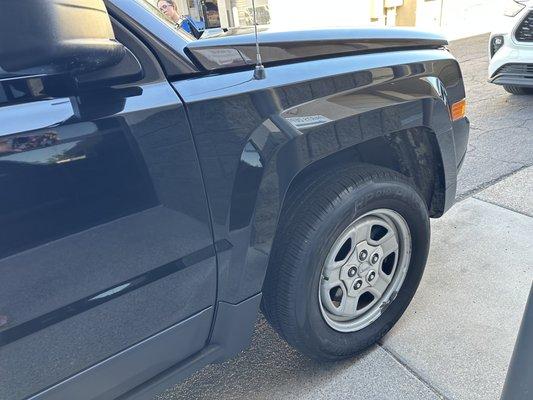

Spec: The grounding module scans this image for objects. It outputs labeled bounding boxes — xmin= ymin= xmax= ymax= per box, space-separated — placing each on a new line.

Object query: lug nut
xmin=371 ymin=254 xmax=379 ymax=264
xmin=348 ymin=267 xmax=358 ymax=277
xmin=367 ymin=271 xmax=376 ymax=282
xmin=359 ymin=250 xmax=368 ymax=262
xmin=353 ymin=279 xmax=363 ymax=290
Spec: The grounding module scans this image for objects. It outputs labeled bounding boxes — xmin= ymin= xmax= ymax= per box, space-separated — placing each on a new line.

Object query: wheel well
xmin=284 ymin=127 xmax=445 ymax=218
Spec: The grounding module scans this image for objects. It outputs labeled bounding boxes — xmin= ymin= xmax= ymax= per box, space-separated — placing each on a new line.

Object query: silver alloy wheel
xmin=319 ymin=209 xmax=412 ymax=333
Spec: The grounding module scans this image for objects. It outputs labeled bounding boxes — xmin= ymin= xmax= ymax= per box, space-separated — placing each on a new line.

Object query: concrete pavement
xmin=159 ymin=34 xmax=533 ymax=400
xmin=475 ymin=168 xmax=533 ymax=217
xmin=382 ymin=185 xmax=533 ymax=400
xmin=161 ymin=319 xmax=441 ymax=400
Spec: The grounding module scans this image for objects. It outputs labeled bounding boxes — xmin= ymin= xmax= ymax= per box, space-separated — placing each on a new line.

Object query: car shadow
xmin=159 ymin=315 xmax=366 ymax=400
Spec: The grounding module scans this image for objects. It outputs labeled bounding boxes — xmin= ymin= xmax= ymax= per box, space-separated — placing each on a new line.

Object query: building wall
xmin=414 ymin=0 xmax=443 ymax=30
xmin=232 ymin=0 xmax=499 ymax=37
xmin=397 ymin=0 xmax=501 ymax=39
xmin=440 ymin=0 xmax=501 ymax=39
xmin=268 ymin=0 xmax=375 ymax=29
xmin=396 ymin=0 xmax=417 ymax=26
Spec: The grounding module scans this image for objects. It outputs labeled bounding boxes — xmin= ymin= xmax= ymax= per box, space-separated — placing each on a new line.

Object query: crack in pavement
xmin=473 ymin=196 xmax=533 ymax=218
xmin=378 ymin=344 xmax=449 ymax=400
xmin=457 ymin=165 xmax=531 ymax=201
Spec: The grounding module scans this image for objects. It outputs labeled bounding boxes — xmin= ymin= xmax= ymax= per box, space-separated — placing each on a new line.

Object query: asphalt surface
xmin=158 ymin=34 xmax=533 ymax=400
xmin=451 ymin=35 xmax=533 ymax=198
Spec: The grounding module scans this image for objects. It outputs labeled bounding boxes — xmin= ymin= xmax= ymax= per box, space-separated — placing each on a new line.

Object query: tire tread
xmin=262 ymin=164 xmax=426 ymax=359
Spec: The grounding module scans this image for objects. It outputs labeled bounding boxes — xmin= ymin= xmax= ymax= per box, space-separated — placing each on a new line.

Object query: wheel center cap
xmin=358 ymin=262 xmax=372 ymax=274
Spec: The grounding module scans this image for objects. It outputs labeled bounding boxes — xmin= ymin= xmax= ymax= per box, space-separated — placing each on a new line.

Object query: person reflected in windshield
xmin=205 ymin=2 xmax=220 ymax=28
xmin=157 ymin=0 xmax=181 ymax=24
xmin=157 ymin=0 xmax=204 ymax=38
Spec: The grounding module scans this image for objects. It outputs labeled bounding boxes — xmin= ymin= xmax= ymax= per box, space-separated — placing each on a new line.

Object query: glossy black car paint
xmin=0 ymin=2 xmax=469 ymax=399
xmin=174 ymin=49 xmax=467 ymax=306
xmin=186 ymin=28 xmax=449 ymax=71
xmin=0 ymin=18 xmax=216 ymax=400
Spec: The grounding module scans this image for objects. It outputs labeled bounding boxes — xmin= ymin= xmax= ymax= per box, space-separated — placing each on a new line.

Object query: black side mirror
xmin=0 ymin=0 xmax=125 ymax=78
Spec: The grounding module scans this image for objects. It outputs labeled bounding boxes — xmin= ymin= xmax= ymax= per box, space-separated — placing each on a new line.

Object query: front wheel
xmin=262 ymin=165 xmax=430 ymax=361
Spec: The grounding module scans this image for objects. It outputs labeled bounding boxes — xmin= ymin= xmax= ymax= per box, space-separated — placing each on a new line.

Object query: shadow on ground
xmin=158 ymin=318 xmax=363 ymax=400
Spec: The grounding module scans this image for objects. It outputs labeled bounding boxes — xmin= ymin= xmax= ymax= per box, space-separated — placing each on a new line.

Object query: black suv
xmin=0 ymin=1 xmax=469 ymax=399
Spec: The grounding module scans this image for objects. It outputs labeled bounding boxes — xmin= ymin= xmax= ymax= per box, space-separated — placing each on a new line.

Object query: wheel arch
xmin=280 ymin=127 xmax=446 ymax=220
xmin=224 ymin=98 xmax=455 ymax=305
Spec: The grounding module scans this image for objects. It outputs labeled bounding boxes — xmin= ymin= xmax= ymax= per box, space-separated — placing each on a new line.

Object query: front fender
xmin=174 ymin=48 xmax=465 ymax=305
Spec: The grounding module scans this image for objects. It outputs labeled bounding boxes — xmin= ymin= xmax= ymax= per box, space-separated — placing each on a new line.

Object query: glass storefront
xmin=186 ymin=1 xmax=222 ymax=28
xmin=184 ymin=0 xmax=271 ymax=29
xmin=229 ymin=0 xmax=271 ymax=27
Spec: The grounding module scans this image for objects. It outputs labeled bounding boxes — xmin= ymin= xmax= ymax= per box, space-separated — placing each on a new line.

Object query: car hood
xmin=186 ymin=27 xmax=448 ymax=72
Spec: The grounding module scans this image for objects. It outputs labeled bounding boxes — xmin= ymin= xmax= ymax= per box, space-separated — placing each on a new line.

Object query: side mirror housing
xmin=0 ymin=0 xmax=125 ymax=78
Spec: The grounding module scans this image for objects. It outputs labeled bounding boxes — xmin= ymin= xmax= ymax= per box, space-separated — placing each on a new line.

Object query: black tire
xmin=261 ymin=164 xmax=430 ymax=361
xmin=504 ymin=85 xmax=533 ymax=95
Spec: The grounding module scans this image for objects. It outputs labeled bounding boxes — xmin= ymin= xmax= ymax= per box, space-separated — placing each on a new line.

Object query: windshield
xmin=135 ymin=0 xmax=199 ymax=39
xmin=135 ymin=0 xmax=271 ymax=40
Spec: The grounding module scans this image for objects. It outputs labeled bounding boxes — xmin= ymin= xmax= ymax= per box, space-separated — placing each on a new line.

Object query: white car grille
xmin=516 ymin=11 xmax=533 ymax=42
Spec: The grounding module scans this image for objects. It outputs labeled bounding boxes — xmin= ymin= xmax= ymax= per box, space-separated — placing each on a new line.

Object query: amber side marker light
xmin=451 ymin=99 xmax=467 ymax=121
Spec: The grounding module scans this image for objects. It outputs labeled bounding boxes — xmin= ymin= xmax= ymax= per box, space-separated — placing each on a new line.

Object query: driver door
xmin=0 ymin=17 xmax=216 ymax=400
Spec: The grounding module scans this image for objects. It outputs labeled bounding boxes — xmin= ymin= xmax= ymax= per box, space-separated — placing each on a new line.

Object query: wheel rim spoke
xmin=355 ymin=220 xmax=373 ymax=243
xmin=369 ymin=276 xmax=389 ymax=298
xmin=377 ymin=232 xmax=399 ymax=257
xmin=378 ymin=267 xmax=393 ymax=284
xmin=324 ymin=228 xmax=358 ymax=274
xmin=339 ymin=293 xmax=360 ymax=317
xmin=322 ymin=260 xmax=343 ymax=280
xmin=353 ymin=289 xmax=376 ymax=316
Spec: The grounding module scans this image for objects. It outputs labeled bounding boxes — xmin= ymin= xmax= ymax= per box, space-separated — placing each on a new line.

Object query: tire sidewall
xmin=293 ymin=179 xmax=430 ymax=358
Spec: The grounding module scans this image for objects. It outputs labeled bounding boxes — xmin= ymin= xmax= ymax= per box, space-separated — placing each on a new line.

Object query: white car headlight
xmin=490 ymin=35 xmax=505 ymax=58
xmin=504 ymin=0 xmax=528 ymax=17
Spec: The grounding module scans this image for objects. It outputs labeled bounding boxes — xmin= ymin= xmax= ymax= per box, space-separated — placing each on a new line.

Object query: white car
xmin=489 ymin=0 xmax=533 ymax=94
